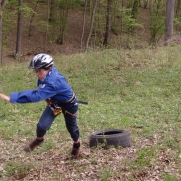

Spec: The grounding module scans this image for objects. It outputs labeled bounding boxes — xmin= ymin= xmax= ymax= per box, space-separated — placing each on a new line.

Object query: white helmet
xmin=29 ymin=53 xmax=54 ymax=69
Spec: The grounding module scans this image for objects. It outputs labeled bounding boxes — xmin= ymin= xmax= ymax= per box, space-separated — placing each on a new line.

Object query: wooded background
xmin=0 ymin=0 xmax=178 ymax=62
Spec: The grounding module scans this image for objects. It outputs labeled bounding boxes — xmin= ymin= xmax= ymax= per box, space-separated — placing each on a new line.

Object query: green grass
xmin=0 ymin=46 xmax=181 ymax=180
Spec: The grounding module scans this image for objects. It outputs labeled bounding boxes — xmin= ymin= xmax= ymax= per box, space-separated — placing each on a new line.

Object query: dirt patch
xmin=161 ymin=35 xmax=181 ymax=46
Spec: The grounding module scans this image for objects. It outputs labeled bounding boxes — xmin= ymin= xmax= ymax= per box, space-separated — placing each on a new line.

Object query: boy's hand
xmin=45 ymin=99 xmax=51 ymax=105
xmin=0 ymin=93 xmax=10 ymax=102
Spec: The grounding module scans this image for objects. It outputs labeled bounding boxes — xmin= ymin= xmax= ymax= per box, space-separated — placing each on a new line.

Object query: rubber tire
xmin=89 ymin=129 xmax=131 ymax=148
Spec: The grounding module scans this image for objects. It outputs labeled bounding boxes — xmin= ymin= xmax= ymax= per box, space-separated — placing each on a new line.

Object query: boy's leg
xmin=64 ymin=113 xmax=79 ymax=141
xmin=63 ymin=110 xmax=80 ymax=158
xmin=24 ymin=106 xmax=56 ymax=152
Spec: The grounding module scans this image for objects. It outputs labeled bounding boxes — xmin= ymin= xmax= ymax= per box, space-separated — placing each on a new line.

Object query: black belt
xmin=62 ymin=92 xmax=88 ymax=105
xmin=63 ymin=92 xmax=76 ymax=104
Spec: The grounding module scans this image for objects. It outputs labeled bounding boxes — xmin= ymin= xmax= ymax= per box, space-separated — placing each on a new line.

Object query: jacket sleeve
xmin=10 ymin=81 xmax=57 ymax=103
xmin=10 ymin=90 xmax=40 ymax=103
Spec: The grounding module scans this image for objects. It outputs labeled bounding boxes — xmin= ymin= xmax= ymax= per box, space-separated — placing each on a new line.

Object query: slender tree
xmin=16 ymin=0 xmax=23 ymax=61
xmin=56 ymin=0 xmax=69 ymax=44
xmin=132 ymin=0 xmax=139 ymax=20
xmin=175 ymin=0 xmax=181 ymax=16
xmin=44 ymin=0 xmax=49 ymax=52
xmin=86 ymin=0 xmax=98 ymax=51
xmin=175 ymin=0 xmax=181 ymax=31
xmin=0 ymin=0 xmax=8 ymax=63
xmin=149 ymin=1 xmax=165 ymax=45
xmin=165 ymin=0 xmax=175 ymax=40
xmin=103 ymin=0 xmax=113 ymax=46
xmin=129 ymin=0 xmax=139 ymax=33
xmin=29 ymin=0 xmax=39 ymax=37
xmin=80 ymin=0 xmax=88 ymax=52
xmin=49 ymin=0 xmax=55 ymax=22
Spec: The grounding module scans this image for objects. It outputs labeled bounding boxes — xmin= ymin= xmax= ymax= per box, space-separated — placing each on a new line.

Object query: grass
xmin=0 ymin=45 xmax=181 ymax=180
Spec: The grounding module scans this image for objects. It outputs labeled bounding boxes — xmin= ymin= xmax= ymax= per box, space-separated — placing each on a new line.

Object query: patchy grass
xmin=0 ymin=46 xmax=181 ymax=180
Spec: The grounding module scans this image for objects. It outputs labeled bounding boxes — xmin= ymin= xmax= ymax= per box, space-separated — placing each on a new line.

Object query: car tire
xmin=89 ymin=129 xmax=131 ymax=148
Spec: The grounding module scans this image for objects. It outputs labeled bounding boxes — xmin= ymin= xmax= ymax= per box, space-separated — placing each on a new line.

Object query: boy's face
xmin=34 ymin=69 xmax=49 ymax=80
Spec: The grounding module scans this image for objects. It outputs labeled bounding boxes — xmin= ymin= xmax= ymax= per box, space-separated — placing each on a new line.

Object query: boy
xmin=0 ymin=53 xmax=80 ymax=158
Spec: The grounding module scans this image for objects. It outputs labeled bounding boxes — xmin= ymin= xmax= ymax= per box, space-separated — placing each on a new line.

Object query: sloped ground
xmin=1 ymin=136 xmax=176 ymax=181
xmin=3 ymin=5 xmax=153 ymax=63
xmin=1 ymin=4 xmax=181 ymax=181
xmin=4 ymin=6 xmax=88 ymax=63
xmin=1 ymin=131 xmax=180 ymax=181
xmin=3 ymin=4 xmax=181 ymax=63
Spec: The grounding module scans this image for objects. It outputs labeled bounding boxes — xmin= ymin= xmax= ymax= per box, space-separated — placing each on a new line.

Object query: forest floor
xmin=4 ymin=5 xmax=89 ymax=63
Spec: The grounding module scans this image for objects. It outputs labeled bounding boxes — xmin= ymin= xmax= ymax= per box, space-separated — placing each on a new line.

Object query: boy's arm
xmin=0 ymin=93 xmax=10 ymax=102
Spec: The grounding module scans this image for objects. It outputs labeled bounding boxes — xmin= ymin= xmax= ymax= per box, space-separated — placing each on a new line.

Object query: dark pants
xmin=36 ymin=99 xmax=79 ymax=142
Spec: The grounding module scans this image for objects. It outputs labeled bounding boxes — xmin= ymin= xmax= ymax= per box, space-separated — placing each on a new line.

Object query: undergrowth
xmin=0 ymin=46 xmax=181 ymax=180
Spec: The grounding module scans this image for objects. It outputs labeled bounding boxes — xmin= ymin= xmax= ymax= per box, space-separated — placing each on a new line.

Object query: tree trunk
xmin=132 ymin=0 xmax=139 ymax=19
xmin=0 ymin=6 xmax=2 ymax=63
xmin=175 ymin=0 xmax=181 ymax=31
xmin=56 ymin=1 xmax=69 ymax=45
xmin=86 ymin=0 xmax=98 ymax=51
xmin=28 ymin=0 xmax=39 ymax=37
xmin=129 ymin=0 xmax=139 ymax=33
xmin=0 ymin=0 xmax=8 ymax=63
xmin=44 ymin=0 xmax=49 ymax=52
xmin=16 ymin=0 xmax=23 ymax=61
xmin=103 ymin=0 xmax=113 ymax=46
xmin=56 ymin=8 xmax=68 ymax=44
xmin=175 ymin=0 xmax=181 ymax=16
xmin=165 ymin=0 xmax=175 ymax=40
xmin=49 ymin=0 xmax=55 ymax=22
xmin=80 ymin=0 xmax=88 ymax=52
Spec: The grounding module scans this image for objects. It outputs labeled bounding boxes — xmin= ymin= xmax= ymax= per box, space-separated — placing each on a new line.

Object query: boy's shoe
xmin=24 ymin=138 xmax=44 ymax=152
xmin=71 ymin=142 xmax=80 ymax=159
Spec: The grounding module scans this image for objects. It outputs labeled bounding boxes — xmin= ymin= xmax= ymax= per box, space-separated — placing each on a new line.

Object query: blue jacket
xmin=10 ymin=66 xmax=73 ymax=104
